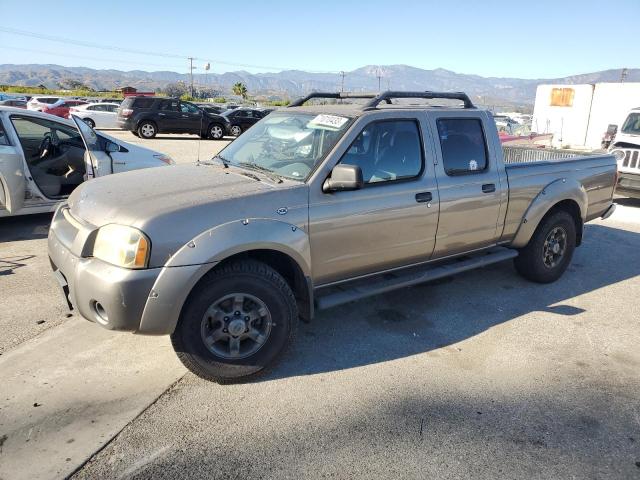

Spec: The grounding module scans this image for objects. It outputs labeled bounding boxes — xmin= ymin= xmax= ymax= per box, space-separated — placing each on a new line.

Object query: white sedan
xmin=0 ymin=107 xmax=174 ymax=217
xmin=69 ymin=102 xmax=120 ymax=129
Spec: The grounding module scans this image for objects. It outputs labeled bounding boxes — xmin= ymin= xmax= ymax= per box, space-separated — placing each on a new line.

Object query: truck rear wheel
xmin=514 ymin=210 xmax=576 ymax=283
xmin=170 ymin=260 xmax=298 ymax=383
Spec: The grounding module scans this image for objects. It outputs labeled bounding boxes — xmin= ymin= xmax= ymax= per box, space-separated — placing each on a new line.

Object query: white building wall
xmin=531 ymin=84 xmax=594 ymax=148
xmin=584 ymin=83 xmax=640 ymax=149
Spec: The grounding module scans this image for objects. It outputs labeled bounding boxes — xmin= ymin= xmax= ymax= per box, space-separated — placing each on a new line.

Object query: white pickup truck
xmin=0 ymin=108 xmax=173 ymax=217
xmin=609 ymin=107 xmax=640 ymax=199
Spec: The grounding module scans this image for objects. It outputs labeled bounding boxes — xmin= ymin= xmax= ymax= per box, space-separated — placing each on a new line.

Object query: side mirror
xmin=105 ymin=141 xmax=120 ymax=153
xmin=606 ymin=124 xmax=618 ymax=135
xmin=323 ymin=164 xmax=364 ymax=193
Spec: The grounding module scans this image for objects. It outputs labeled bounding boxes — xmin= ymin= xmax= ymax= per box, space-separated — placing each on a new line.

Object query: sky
xmin=0 ymin=0 xmax=638 ymax=79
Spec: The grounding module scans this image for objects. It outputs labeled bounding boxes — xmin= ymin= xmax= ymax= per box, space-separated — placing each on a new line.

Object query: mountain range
xmin=1 ymin=64 xmax=638 ymax=108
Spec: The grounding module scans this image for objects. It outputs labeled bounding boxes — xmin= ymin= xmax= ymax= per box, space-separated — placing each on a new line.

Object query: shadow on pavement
xmin=0 ymin=213 xmax=52 ymax=243
xmin=260 ymin=223 xmax=640 ymax=381
xmin=0 ymin=255 xmax=36 ymax=276
xmin=614 ymin=196 xmax=640 ymax=208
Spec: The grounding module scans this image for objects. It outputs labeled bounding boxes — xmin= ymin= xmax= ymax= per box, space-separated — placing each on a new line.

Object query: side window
xmin=339 ymin=120 xmax=423 ymax=184
xmin=160 ymin=100 xmax=180 ymax=112
xmin=0 ymin=120 xmax=9 ymax=146
xmin=437 ymin=118 xmax=488 ymax=175
xmin=180 ymin=102 xmax=200 ymax=114
xmin=87 ymin=105 xmax=98 ymax=111
xmin=105 ymin=105 xmax=117 ymax=112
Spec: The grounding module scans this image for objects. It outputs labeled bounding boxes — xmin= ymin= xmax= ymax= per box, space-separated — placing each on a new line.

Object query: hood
xmin=68 ymin=163 xmax=307 ymax=266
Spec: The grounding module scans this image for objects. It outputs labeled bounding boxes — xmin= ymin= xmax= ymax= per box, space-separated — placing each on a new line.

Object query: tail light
xmin=120 ymin=108 xmax=133 ymax=117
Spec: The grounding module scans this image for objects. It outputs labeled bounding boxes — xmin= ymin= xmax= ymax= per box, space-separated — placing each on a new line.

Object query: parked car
xmin=117 ymin=96 xmax=230 ymax=140
xmin=0 ymin=99 xmax=27 ymax=108
xmin=69 ymin=102 xmax=120 ymax=128
xmin=42 ymin=99 xmax=88 ymax=119
xmin=27 ymin=96 xmax=61 ymax=111
xmin=195 ymin=103 xmax=226 ymax=115
xmin=609 ymin=107 xmax=640 ymax=199
xmin=0 ymin=107 xmax=174 ymax=217
xmin=222 ymin=107 xmax=269 ymax=136
xmin=47 ymin=90 xmax=617 ymax=383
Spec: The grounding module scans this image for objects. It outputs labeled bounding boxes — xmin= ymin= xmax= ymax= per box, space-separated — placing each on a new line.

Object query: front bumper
xmin=48 ymin=206 xmax=211 ymax=335
xmin=616 ymin=172 xmax=640 ymax=199
xmin=48 ymin=217 xmax=160 ymax=332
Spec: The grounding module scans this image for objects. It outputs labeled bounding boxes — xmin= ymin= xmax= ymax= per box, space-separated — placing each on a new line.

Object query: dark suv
xmin=117 ymin=97 xmax=230 ymax=140
xmin=221 ymin=108 xmax=271 ymax=136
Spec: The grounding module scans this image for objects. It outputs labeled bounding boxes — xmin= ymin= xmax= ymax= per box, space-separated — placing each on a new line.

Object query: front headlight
xmin=92 ymin=224 xmax=150 ymax=269
xmin=153 ymin=153 xmax=175 ymax=165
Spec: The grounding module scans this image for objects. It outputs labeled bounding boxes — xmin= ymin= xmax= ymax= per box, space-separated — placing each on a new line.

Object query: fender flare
xmin=138 ymin=218 xmax=311 ymax=334
xmin=511 ymin=178 xmax=587 ymax=248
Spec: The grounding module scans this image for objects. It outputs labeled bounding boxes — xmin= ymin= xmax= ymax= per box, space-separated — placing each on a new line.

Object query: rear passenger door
xmin=428 ymin=112 xmax=506 ymax=257
xmin=309 ymin=116 xmax=440 ymax=285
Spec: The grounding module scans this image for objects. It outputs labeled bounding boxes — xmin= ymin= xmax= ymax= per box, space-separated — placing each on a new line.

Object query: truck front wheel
xmin=170 ymin=260 xmax=298 ymax=383
xmin=514 ymin=210 xmax=576 ymax=283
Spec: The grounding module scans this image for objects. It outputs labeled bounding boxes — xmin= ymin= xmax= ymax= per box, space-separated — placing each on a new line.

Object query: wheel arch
xmin=512 ymin=179 xmax=586 ymax=249
xmin=138 ymin=219 xmax=313 ymax=335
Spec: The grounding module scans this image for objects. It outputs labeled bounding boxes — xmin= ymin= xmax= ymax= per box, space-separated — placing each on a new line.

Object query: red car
xmin=42 ymin=99 xmax=87 ymax=118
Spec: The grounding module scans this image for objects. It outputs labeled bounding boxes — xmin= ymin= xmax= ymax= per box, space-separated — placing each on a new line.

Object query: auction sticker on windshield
xmin=308 ymin=114 xmax=349 ymax=130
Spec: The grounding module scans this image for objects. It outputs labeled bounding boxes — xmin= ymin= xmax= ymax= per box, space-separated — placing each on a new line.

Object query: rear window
xmin=40 ymin=97 xmax=59 ymax=104
xmin=122 ymin=97 xmax=155 ymax=109
xmin=437 ymin=118 xmax=488 ymax=175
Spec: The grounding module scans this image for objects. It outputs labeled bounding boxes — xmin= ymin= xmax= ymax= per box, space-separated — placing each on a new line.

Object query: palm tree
xmin=232 ymin=82 xmax=248 ymax=100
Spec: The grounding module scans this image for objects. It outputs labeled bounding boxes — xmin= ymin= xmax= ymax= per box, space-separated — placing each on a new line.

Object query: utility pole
xmin=375 ymin=66 xmax=384 ymax=92
xmin=621 ymin=67 xmax=628 ymax=83
xmin=188 ymin=57 xmax=195 ymax=97
xmin=340 ymin=71 xmax=345 ymax=92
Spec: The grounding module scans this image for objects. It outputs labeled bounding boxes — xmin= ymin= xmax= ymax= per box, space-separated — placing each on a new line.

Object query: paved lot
xmin=104 ymin=130 xmax=231 ymax=165
xmin=0 ymin=137 xmax=639 ymax=479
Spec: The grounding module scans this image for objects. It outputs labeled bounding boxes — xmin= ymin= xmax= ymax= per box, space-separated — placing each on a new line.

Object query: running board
xmin=315 ymin=247 xmax=518 ymax=311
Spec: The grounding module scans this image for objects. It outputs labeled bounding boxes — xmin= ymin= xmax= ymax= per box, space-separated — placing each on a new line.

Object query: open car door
xmin=71 ymin=115 xmax=113 ymax=179
xmin=0 ymin=142 xmax=25 ymax=214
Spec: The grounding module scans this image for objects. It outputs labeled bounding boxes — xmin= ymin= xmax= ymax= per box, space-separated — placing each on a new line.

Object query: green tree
xmin=232 ymin=82 xmax=248 ymax=99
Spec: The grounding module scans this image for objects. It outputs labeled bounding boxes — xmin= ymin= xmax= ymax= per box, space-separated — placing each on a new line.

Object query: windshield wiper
xmin=238 ymin=162 xmax=283 ymax=183
xmin=212 ymin=154 xmax=230 ymax=168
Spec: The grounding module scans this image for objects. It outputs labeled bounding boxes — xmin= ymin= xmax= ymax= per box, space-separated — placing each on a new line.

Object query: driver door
xmin=71 ymin=116 xmax=112 ymax=178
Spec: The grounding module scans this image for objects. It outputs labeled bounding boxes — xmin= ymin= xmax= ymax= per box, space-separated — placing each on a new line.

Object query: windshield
xmin=621 ymin=113 xmax=640 ymax=135
xmin=216 ymin=111 xmax=352 ymax=181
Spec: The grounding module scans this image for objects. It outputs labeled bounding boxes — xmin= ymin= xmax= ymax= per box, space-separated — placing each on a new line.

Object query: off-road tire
xmin=137 ymin=121 xmax=157 ymax=139
xmin=514 ymin=210 xmax=576 ymax=283
xmin=171 ymin=260 xmax=298 ymax=383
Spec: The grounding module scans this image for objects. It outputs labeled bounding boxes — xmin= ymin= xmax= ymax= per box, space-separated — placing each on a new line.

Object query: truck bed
xmin=501 ymin=146 xmax=617 ymax=241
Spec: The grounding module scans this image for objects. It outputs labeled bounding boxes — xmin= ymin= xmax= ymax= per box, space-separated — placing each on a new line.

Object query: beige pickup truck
xmin=48 ymin=91 xmax=617 ymax=383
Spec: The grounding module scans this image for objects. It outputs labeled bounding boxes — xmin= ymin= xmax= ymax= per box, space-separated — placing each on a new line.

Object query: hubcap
xmin=200 ymin=293 xmax=272 ymax=359
xmin=141 ymin=124 xmax=154 ymax=136
xmin=231 ymin=126 xmax=241 ymax=136
xmin=211 ymin=126 xmax=222 ymax=138
xmin=542 ymin=226 xmax=567 ymax=268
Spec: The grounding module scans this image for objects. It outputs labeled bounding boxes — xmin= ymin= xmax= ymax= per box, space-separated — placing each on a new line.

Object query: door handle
xmin=158 ymin=113 xmax=166 ymax=116
xmin=482 ymin=183 xmax=496 ymax=193
xmin=415 ymin=192 xmax=433 ymax=203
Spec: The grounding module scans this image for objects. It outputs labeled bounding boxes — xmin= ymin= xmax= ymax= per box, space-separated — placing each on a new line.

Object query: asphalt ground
xmin=0 ymin=133 xmax=638 ymax=479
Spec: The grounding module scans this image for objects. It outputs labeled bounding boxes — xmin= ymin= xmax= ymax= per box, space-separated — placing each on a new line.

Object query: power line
xmin=0 ymin=46 xmax=187 ymax=71
xmin=0 ymin=26 xmax=339 ymax=74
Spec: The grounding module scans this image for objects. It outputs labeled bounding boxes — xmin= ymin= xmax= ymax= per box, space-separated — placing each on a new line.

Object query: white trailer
xmin=531 ymin=82 xmax=640 ymax=149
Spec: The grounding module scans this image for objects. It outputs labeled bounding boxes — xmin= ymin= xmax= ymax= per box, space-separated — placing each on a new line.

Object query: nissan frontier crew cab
xmin=48 ymin=91 xmax=618 ymax=383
